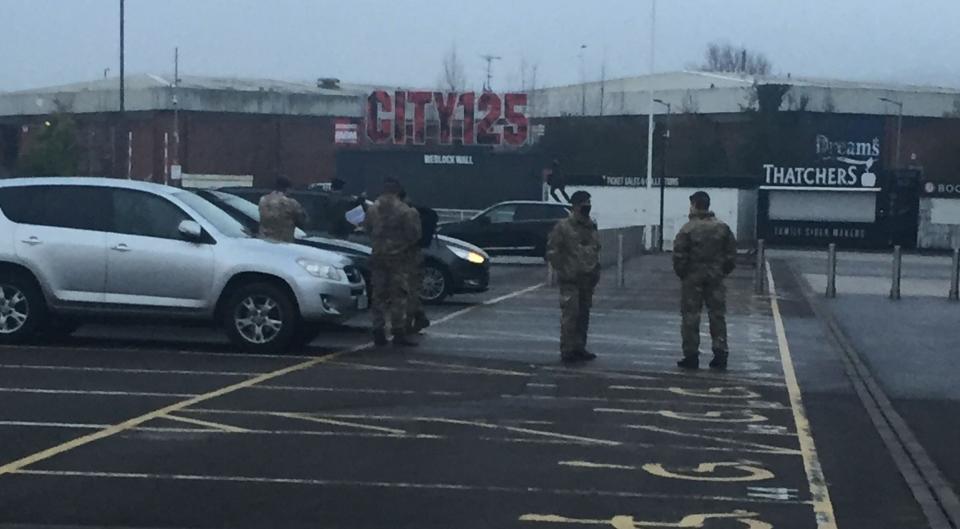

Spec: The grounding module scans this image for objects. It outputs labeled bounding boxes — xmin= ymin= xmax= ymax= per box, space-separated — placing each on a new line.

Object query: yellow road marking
xmin=272 ymin=412 xmax=407 ymax=435
xmin=624 ymin=424 xmax=800 ymax=456
xmin=161 ymin=414 xmax=249 ymax=433
xmin=0 ymin=344 xmax=366 ymax=477
xmin=519 ymin=510 xmax=772 ymax=528
xmin=766 ymin=262 xmax=838 ymax=528
xmin=0 ymin=281 xmax=545 ymax=477
xmin=641 ymin=462 xmax=775 ymax=482
xmin=594 ymin=408 xmax=770 ymax=423
xmin=607 ymin=385 xmax=762 ymax=399
xmin=559 ymin=460 xmax=635 ymax=470
xmin=561 ymin=459 xmax=775 ymax=482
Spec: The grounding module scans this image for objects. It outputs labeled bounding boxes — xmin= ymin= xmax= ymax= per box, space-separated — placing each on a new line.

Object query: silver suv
xmin=0 ymin=178 xmax=367 ymax=353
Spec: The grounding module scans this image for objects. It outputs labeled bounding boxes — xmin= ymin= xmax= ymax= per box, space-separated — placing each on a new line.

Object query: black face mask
xmin=578 ymin=205 xmax=592 ymax=216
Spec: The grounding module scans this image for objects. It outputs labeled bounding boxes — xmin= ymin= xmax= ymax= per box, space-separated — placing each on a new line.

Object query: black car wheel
xmin=222 ymin=282 xmax=298 ymax=354
xmin=0 ymin=274 xmax=45 ymax=344
xmin=420 ymin=262 xmax=451 ymax=304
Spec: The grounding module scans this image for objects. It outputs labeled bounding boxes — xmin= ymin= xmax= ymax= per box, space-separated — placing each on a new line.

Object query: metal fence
xmin=435 ymin=209 xmax=481 ymax=224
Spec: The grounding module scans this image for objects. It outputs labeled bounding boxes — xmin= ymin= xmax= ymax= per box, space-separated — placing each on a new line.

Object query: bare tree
xmin=700 ymin=41 xmax=772 ymax=75
xmin=439 ymin=43 xmax=467 ymax=92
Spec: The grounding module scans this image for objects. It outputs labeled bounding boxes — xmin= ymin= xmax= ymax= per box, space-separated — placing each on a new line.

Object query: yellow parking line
xmin=766 ymin=262 xmax=838 ymax=528
xmin=0 ymin=344 xmax=365 ymax=477
xmin=161 ymin=414 xmax=249 ymax=433
xmin=0 ymin=281 xmax=545 ymax=477
xmin=272 ymin=412 xmax=408 ymax=435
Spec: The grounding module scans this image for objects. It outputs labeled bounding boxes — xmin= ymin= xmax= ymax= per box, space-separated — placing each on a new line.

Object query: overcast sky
xmin=2 ymin=0 xmax=959 ymax=92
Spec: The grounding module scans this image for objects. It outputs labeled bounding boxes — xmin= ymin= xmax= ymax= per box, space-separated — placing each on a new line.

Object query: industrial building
xmin=1 ymin=71 xmax=959 ymax=249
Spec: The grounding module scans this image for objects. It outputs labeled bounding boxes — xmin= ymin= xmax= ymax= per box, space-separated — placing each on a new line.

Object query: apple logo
xmin=925 ymin=182 xmax=936 ymax=194
xmin=861 ymin=172 xmax=877 ymax=188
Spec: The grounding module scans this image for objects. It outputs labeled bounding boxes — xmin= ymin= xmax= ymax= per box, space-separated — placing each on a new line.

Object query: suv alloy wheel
xmin=222 ymin=282 xmax=298 ymax=354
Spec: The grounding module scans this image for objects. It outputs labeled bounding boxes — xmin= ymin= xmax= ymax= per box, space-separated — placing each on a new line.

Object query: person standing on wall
xmin=363 ymin=178 xmax=422 ymax=347
xmin=258 ymin=176 xmax=307 ymax=243
xmin=547 ymin=190 xmax=601 ymax=363
xmin=544 ymin=159 xmax=572 ymax=204
xmin=673 ymin=191 xmax=737 ymax=370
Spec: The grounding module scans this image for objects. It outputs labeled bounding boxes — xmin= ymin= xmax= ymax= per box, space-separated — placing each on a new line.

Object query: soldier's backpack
xmin=415 ymin=206 xmax=439 ymax=248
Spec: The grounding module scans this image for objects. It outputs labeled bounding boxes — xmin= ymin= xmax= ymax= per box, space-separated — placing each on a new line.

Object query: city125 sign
xmin=367 ymin=90 xmax=528 ymax=146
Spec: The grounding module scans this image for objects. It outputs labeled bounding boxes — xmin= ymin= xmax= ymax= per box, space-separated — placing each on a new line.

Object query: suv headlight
xmin=447 ymin=245 xmax=486 ymax=264
xmin=297 ymin=258 xmax=344 ymax=281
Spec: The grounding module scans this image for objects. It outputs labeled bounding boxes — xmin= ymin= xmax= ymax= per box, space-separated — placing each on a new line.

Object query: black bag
xmin=416 ymin=206 xmax=439 ymax=248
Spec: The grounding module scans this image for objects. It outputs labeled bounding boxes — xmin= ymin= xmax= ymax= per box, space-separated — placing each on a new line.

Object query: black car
xmin=438 ymin=201 xmax=571 ymax=257
xmin=214 ymin=188 xmax=490 ymax=303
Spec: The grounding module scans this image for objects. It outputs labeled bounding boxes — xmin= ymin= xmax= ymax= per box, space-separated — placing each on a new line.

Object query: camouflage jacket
xmin=547 ymin=213 xmax=601 ymax=282
xmin=362 ymin=194 xmax=421 ymax=260
xmin=672 ymin=210 xmax=737 ymax=279
xmin=258 ymin=191 xmax=307 ymax=243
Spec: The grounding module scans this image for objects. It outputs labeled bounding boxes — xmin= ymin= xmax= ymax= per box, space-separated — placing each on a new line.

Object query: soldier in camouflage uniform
xmin=547 ymin=191 xmax=601 ymax=363
xmin=672 ymin=191 xmax=737 ymax=370
xmin=363 ymin=179 xmax=421 ymax=347
xmin=258 ymin=177 xmax=307 ymax=243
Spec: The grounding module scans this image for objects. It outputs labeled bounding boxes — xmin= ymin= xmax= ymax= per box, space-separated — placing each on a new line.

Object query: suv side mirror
xmin=178 ymin=220 xmax=203 ymax=241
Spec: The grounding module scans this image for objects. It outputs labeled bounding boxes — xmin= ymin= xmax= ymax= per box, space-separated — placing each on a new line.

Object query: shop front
xmin=918 ymin=178 xmax=960 ymax=250
xmin=756 ymin=116 xmax=918 ymax=249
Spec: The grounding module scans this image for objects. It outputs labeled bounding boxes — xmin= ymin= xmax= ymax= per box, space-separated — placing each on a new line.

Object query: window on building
xmin=768 ymin=191 xmax=877 ymax=223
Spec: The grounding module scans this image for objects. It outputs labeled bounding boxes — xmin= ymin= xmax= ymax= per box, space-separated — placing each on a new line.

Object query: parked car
xmin=194 ymin=189 xmax=373 ymax=285
xmin=218 ymin=187 xmax=491 ymax=303
xmin=0 ymin=178 xmax=366 ymax=353
xmin=438 ymin=201 xmax=572 ymax=257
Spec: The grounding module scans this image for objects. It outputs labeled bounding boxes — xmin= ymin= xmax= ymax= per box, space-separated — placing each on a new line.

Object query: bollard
xmin=753 ymin=239 xmax=765 ymax=295
xmin=546 ymin=263 xmax=556 ymax=287
xmin=826 ymin=243 xmax=837 ymax=298
xmin=890 ymin=245 xmax=902 ymax=300
xmin=617 ymin=233 xmax=625 ymax=287
xmin=950 ymin=248 xmax=960 ymax=301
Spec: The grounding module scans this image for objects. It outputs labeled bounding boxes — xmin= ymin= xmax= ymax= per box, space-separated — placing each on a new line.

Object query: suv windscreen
xmin=173 ymin=191 xmax=251 ymax=238
xmin=479 ymin=204 xmax=518 ymax=224
xmin=205 ymin=191 xmax=307 ymax=238
xmin=0 ymin=185 xmax=109 ymax=230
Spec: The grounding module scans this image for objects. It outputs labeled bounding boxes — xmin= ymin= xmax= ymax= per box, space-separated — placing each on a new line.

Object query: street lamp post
xmin=654 ymin=99 xmax=671 ymax=252
xmin=880 ymin=97 xmax=903 ymax=168
xmin=119 ymin=0 xmax=125 ymax=113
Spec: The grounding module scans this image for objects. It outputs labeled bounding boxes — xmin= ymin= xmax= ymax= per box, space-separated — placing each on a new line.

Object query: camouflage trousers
xmin=680 ymin=270 xmax=728 ymax=359
xmin=371 ymin=257 xmax=411 ymax=335
xmin=406 ymin=250 xmax=425 ymax=323
xmin=559 ymin=277 xmax=595 ymax=356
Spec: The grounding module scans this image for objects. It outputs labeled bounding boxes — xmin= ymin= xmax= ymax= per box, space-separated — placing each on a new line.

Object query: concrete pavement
xmin=0 ymin=257 xmax=940 ymax=528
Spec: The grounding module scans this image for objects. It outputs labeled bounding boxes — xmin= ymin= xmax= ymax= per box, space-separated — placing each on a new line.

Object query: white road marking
xmin=0 ymin=364 xmax=260 ymax=377
xmin=12 ymin=469 xmax=807 ymax=504
xmin=271 ymin=412 xmax=408 ymax=435
xmin=0 ymin=387 xmax=195 ymax=398
xmin=0 ymin=281 xmax=547 ymax=477
xmin=160 ymin=414 xmax=249 ymax=433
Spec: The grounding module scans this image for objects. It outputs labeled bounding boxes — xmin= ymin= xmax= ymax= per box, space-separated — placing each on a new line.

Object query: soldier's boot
xmin=372 ymin=329 xmax=388 ymax=347
xmin=677 ymin=356 xmax=700 ymax=370
xmin=409 ymin=311 xmax=431 ymax=334
xmin=709 ymin=352 xmax=728 ymax=370
xmin=392 ymin=334 xmax=418 ymax=347
xmin=577 ymin=350 xmax=598 ymax=361
xmin=561 ymin=353 xmax=584 ymax=364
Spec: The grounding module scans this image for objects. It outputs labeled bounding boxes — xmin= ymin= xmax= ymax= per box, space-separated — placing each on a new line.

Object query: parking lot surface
xmin=0 ymin=258 xmax=925 ymax=528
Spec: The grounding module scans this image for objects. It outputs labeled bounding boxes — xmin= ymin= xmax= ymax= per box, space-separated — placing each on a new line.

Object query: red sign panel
xmin=366 ymin=90 xmax=529 ymax=146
